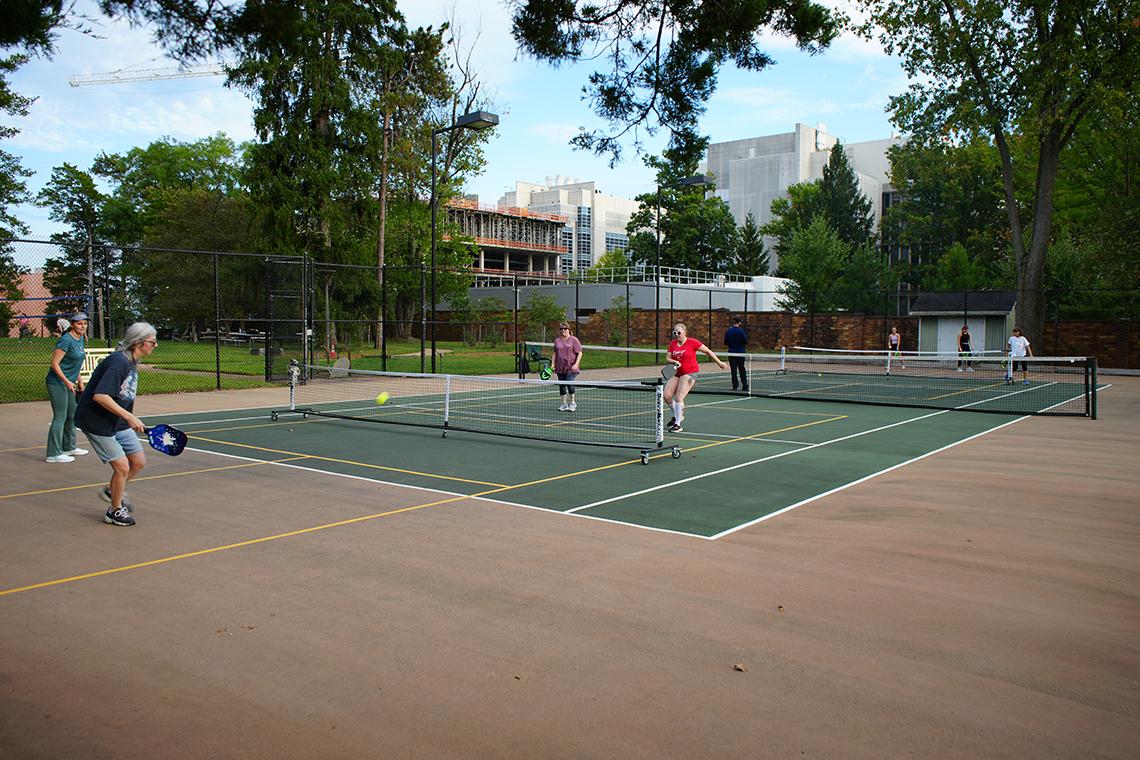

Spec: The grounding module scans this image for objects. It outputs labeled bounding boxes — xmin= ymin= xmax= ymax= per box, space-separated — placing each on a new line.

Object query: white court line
xmin=180 ymin=446 xmax=523 ymax=508
xmin=177 ymin=446 xmax=706 ymax=539
xmin=565 ymin=409 xmax=952 ymax=515
xmin=708 ymin=415 xmax=1030 ymax=539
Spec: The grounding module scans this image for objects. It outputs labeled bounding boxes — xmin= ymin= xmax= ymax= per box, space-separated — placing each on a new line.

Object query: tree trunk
xmin=1015 ymin=128 xmax=1063 ymax=350
xmin=375 ymin=107 xmax=391 ymax=349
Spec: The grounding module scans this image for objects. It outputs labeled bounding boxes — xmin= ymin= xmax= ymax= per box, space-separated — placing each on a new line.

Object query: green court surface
xmin=154 ymin=391 xmax=1038 ymax=539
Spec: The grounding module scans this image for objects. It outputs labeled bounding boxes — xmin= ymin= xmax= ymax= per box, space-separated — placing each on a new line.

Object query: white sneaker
xmin=568 ymin=402 xmax=577 ymax=412
xmin=66 ymin=447 xmax=88 ymax=456
xmin=46 ymin=454 xmax=75 ymax=463
xmin=966 ymin=367 xmax=974 ymax=372
xmin=559 ymin=402 xmax=569 ymax=412
xmin=956 ymin=367 xmax=964 ymax=372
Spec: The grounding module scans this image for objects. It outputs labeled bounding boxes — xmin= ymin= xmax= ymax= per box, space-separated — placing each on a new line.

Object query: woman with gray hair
xmin=76 ymin=322 xmax=159 ymax=526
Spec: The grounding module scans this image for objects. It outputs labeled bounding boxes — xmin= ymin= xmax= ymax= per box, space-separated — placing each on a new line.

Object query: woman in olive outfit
xmin=45 ymin=312 xmax=90 ymax=463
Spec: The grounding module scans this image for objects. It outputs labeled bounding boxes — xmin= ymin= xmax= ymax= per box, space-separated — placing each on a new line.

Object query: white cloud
xmin=529 ymin=122 xmax=582 ymax=144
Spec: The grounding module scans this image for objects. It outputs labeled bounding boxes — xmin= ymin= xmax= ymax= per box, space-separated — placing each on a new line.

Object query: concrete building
xmin=445 ymin=199 xmax=568 ymax=275
xmin=704 ymin=123 xmax=900 ymax=269
xmin=496 ymin=177 xmax=642 ymax=275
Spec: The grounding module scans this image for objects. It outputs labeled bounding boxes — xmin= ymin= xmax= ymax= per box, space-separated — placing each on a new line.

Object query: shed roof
xmin=909 ymin=291 xmax=1016 ymax=316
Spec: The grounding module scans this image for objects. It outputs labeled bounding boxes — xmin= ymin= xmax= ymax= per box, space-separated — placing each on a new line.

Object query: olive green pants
xmin=46 ymin=380 xmax=79 ymax=457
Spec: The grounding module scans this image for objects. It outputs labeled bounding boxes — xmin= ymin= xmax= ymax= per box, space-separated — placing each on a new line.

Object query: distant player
xmin=723 ymin=316 xmax=749 ymax=392
xmin=957 ymin=325 xmax=974 ymax=372
xmin=1005 ymin=326 xmax=1033 ymax=385
xmin=664 ymin=323 xmax=728 ymax=433
xmin=887 ymin=325 xmax=906 ymax=369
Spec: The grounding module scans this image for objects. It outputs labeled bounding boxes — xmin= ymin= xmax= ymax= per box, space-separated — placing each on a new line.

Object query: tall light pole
xmin=430 ymin=110 xmax=499 ymax=372
xmin=654 ymin=174 xmax=713 ymax=350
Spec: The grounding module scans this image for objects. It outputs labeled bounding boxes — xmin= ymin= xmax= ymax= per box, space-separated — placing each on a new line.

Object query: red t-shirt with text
xmin=668 ymin=338 xmax=703 ymax=376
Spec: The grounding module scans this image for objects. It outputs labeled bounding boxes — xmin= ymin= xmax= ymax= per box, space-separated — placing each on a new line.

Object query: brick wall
xmin=1043 ymin=320 xmax=1138 ymax=369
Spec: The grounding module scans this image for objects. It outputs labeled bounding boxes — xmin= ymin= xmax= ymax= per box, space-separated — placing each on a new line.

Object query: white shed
xmin=910 ymin=291 xmax=1017 ymax=354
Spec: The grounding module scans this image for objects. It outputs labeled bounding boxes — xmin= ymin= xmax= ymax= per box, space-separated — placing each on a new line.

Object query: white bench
xmin=79 ymin=348 xmax=115 ymax=384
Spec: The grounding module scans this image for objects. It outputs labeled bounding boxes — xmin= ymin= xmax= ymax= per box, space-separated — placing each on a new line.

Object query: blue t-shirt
xmin=46 ymin=332 xmax=86 ymax=385
xmin=724 ymin=325 xmax=748 ymax=353
xmin=76 ymin=351 xmax=138 ymax=436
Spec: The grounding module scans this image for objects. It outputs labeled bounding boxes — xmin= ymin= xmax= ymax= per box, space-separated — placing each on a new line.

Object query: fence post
xmin=514 ymin=275 xmax=521 ymax=376
xmin=213 ymin=252 xmax=222 ymax=390
xmin=625 ymin=280 xmax=631 ymax=361
xmin=381 ymin=264 xmax=388 ymax=372
xmin=708 ymin=290 xmax=713 ymax=344
xmin=419 ymin=264 xmax=426 ymax=374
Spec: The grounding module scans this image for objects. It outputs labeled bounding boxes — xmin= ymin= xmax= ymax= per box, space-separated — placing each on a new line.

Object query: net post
xmin=1089 ymin=358 xmax=1097 ymax=420
xmin=444 ymin=374 xmax=452 ymax=428
xmin=287 ymin=359 xmax=299 ymax=411
xmin=654 ymin=380 xmax=664 ymax=446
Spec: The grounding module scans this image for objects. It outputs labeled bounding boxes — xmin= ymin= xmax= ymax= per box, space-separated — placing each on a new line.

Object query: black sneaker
xmin=668 ymin=422 xmax=683 ymax=433
xmin=667 ymin=416 xmax=676 ymax=428
xmin=100 ymin=487 xmax=133 ymax=513
xmin=104 ymin=506 xmax=135 ymax=527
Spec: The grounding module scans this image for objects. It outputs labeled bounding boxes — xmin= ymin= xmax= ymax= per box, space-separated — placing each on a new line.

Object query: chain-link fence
xmin=2 ymin=238 xmax=1136 ymax=403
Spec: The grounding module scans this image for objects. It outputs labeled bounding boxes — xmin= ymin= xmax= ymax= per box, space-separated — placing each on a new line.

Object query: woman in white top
xmin=887 ymin=326 xmax=906 ymax=369
xmin=1005 ymin=326 xmax=1033 ymax=385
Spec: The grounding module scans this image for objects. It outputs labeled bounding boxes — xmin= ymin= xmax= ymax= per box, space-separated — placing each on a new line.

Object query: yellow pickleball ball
xmin=375 ymin=391 xmax=390 ymax=405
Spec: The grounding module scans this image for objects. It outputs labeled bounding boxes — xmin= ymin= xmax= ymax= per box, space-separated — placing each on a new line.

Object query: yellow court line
xmin=926 ymin=381 xmax=1009 ymax=401
xmin=0 ymin=494 xmax=472 ymax=597
xmin=0 ymin=457 xmax=312 ymax=501
xmin=190 ymin=435 xmax=509 ymax=488
xmin=0 ymin=445 xmax=45 ymax=454
xmin=0 ymin=448 xmax=658 ymax=596
xmin=0 ymin=413 xmax=847 ymax=597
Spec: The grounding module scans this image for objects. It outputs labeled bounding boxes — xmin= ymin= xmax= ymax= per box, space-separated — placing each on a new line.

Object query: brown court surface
xmin=1 ymin=379 xmax=1138 ymax=759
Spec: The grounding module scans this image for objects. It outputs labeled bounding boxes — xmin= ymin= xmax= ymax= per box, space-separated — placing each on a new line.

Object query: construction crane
xmin=68 ymin=62 xmax=228 ymax=87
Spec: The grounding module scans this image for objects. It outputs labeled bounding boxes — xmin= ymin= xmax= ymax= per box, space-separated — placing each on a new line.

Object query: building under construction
xmin=445 ymin=199 xmax=567 ymax=283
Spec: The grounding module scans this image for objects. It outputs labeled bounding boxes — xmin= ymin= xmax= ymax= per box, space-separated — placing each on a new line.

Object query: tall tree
xmin=818 ymin=142 xmax=874 ymax=247
xmin=857 ymin=0 xmax=1140 ymax=346
xmin=923 ymin=242 xmax=990 ymax=292
xmin=759 ymin=181 xmax=822 ymax=272
xmin=733 ymin=211 xmax=769 ymax=276
xmin=229 ymin=0 xmax=407 ymax=263
xmin=35 ymin=164 xmax=112 ymax=336
xmin=510 ymin=0 xmax=841 ymax=163
xmin=882 ymin=137 xmax=1009 ymax=284
xmin=776 ymin=216 xmax=847 ymax=312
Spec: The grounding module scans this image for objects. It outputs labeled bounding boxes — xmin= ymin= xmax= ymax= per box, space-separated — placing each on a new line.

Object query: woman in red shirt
xmin=665 ymin=323 xmax=728 ymax=433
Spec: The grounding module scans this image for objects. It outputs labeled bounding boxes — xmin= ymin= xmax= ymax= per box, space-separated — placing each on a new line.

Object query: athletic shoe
xmin=1023 ymin=379 xmax=1030 ymax=385
xmin=568 ymin=402 xmax=577 ymax=412
xmin=668 ymin=422 xmax=683 ymax=433
xmin=667 ymin=417 xmax=676 ymax=428
xmin=956 ymin=367 xmax=964 ymax=372
xmin=966 ymin=367 xmax=974 ymax=372
xmin=558 ymin=402 xmax=569 ymax=412
xmin=99 ymin=487 xmax=133 ymax=513
xmin=66 ymin=447 xmax=88 ymax=456
xmin=45 ymin=454 xmax=75 ymax=463
xmin=103 ymin=506 xmax=135 ymax=527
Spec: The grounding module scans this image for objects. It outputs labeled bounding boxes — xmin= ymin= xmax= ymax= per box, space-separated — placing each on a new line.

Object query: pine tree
xmin=732 ymin=212 xmax=769 ymax=276
xmin=819 ymin=142 xmax=874 ymax=248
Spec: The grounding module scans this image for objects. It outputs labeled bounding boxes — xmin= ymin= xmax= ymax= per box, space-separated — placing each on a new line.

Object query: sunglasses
xmin=558 ymin=326 xmax=570 ymax=330
xmin=672 ymin=330 xmax=682 ymax=336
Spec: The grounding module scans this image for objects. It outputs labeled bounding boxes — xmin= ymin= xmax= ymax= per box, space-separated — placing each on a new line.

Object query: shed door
xmin=937 ymin=317 xmax=987 ymax=353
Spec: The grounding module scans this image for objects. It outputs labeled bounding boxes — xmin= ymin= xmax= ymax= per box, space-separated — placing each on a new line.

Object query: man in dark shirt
xmin=723 ymin=316 xmax=749 ymax=392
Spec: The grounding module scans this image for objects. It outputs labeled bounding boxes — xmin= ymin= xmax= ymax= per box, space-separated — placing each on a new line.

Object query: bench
xmin=79 ymin=347 xmax=115 ymax=384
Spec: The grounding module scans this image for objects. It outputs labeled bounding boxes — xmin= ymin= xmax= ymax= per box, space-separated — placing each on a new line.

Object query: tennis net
xmin=529 ymin=343 xmax=1098 ymax=418
xmin=278 ymin=362 xmax=673 ymax=458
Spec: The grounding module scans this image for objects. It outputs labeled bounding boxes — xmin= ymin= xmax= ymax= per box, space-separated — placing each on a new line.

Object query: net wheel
xmin=640 ymin=453 xmax=650 ymax=465
xmin=671 ymin=447 xmax=682 ymax=459
xmin=302 ymin=412 xmax=309 ymax=419
xmin=271 ymin=411 xmax=278 ymax=422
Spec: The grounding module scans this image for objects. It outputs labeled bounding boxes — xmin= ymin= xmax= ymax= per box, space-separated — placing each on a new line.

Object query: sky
xmin=7 ymin=0 xmax=910 ymax=242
